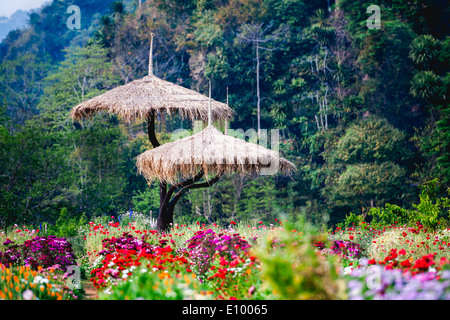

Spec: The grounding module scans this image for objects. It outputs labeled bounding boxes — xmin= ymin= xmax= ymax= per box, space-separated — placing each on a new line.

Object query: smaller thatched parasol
xmin=136 ymin=81 xmax=296 ymax=184
xmin=136 ymin=125 xmax=296 ymax=184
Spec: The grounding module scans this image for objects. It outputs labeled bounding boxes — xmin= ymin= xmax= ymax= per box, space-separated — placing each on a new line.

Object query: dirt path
xmin=81 ymin=280 xmax=98 ymax=300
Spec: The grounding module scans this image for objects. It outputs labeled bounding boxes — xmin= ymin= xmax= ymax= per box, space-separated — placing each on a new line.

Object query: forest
xmin=0 ymin=0 xmax=448 ymax=231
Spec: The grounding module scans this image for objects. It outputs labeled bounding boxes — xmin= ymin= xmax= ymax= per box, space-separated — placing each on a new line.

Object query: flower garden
xmin=1 ymin=200 xmax=450 ymax=301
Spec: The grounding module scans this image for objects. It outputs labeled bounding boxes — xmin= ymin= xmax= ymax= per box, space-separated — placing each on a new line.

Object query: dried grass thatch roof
xmin=70 ymin=74 xmax=234 ymax=123
xmin=136 ymin=125 xmax=297 ymax=184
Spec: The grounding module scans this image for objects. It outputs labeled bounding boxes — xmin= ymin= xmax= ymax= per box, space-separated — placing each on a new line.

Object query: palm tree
xmin=111 ymin=1 xmax=126 ymax=22
xmin=409 ymin=35 xmax=440 ymax=69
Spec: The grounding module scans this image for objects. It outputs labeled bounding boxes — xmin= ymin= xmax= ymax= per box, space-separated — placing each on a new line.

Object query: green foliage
xmin=330 ymin=118 xmax=406 ymax=164
xmin=409 ymin=35 xmax=441 ymax=69
xmin=131 ymin=183 xmax=160 ymax=215
xmin=368 ymin=203 xmax=411 ymax=228
xmin=410 ymin=71 xmax=443 ymax=102
xmin=343 ymin=179 xmax=450 ymax=230
xmin=411 ymin=179 xmax=450 ymax=229
xmin=51 ymin=208 xmax=81 ymax=238
xmin=324 ymin=118 xmax=408 ymax=213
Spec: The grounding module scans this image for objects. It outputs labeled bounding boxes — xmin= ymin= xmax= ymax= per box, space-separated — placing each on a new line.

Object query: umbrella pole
xmin=147 ymin=112 xmax=168 ymax=230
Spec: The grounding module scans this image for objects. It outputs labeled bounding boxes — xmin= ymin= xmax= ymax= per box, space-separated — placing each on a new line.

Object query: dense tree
xmin=322 ymin=117 xmax=409 ymax=219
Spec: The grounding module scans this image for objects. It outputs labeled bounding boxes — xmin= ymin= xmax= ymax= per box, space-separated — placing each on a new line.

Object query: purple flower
xmin=0 ymin=235 xmax=76 ymax=271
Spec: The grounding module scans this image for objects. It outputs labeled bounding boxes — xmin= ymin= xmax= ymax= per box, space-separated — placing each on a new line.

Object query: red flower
xmin=230 ymin=221 xmax=236 ymax=225
xmin=400 ymin=259 xmax=411 ymax=268
xmin=440 ymin=257 xmax=449 ymax=266
xmin=368 ymin=258 xmax=377 ymax=265
xmin=398 ymin=249 xmax=406 ymax=255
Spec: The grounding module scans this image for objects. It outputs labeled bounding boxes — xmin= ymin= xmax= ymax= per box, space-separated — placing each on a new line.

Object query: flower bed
xmin=0 ymin=263 xmax=81 ymax=300
xmin=347 ymin=261 xmax=450 ymax=300
xmin=89 ymin=232 xmax=192 ymax=290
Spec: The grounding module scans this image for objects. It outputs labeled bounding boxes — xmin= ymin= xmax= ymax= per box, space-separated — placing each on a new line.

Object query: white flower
xmin=22 ymin=289 xmax=33 ymax=300
xmin=343 ymin=266 xmax=353 ymax=275
xmin=33 ymin=276 xmax=49 ymax=284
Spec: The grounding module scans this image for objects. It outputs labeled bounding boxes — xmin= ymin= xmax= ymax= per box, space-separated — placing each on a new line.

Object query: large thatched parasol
xmin=70 ymin=34 xmax=233 ymax=123
xmin=136 ymin=81 xmax=296 ymax=231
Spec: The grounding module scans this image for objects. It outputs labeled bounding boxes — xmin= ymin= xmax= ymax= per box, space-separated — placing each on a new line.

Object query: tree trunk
xmin=147 ymin=112 xmax=169 ymax=231
xmin=256 ymin=42 xmax=261 ymax=140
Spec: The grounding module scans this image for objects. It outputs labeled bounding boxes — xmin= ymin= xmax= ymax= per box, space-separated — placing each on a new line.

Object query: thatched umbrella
xmin=71 ymin=34 xmax=233 ymax=124
xmin=70 ymin=33 xmax=233 ymax=220
xmin=136 ymin=81 xmax=296 ymax=231
xmin=136 ymin=125 xmax=296 ymax=184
